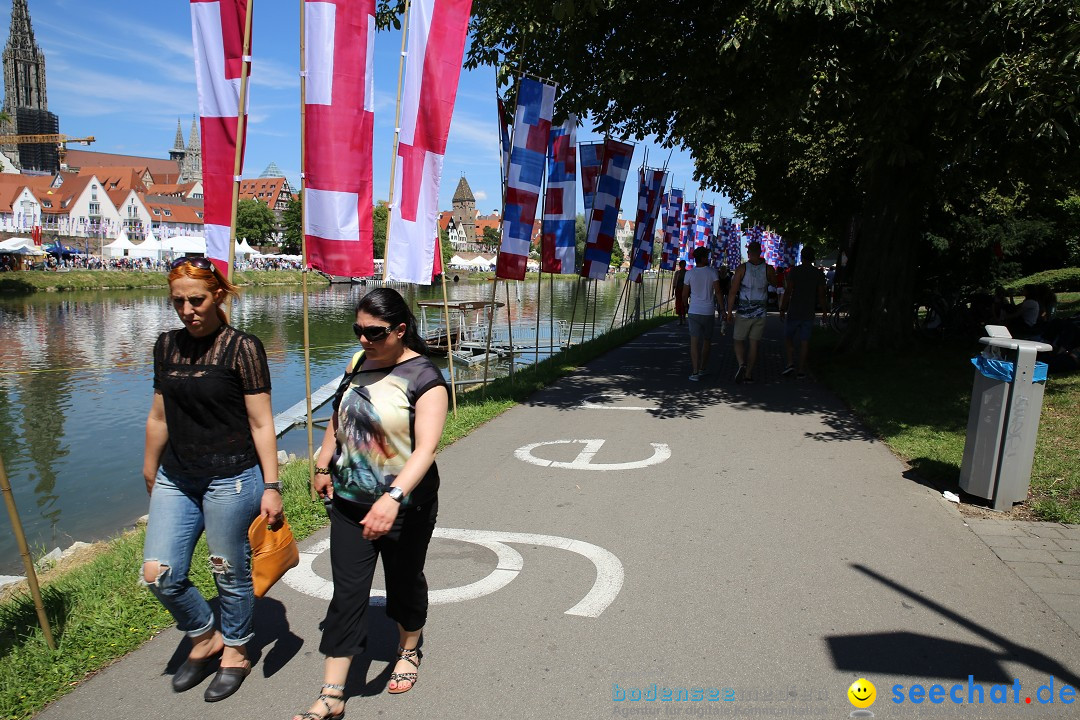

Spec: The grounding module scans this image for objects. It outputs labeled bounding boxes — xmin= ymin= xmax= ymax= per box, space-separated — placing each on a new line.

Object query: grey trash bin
xmin=959 ymin=334 xmax=1052 ymax=511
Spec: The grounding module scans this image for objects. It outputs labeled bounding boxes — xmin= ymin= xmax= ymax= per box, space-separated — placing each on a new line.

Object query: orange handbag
xmin=248 ymin=514 xmax=300 ymax=597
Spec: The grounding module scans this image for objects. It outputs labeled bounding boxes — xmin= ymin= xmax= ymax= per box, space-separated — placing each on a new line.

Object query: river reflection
xmin=0 ymin=275 xmax=670 ymax=573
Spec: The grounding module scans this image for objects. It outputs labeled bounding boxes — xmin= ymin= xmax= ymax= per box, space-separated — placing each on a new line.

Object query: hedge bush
xmin=1004 ymin=267 xmax=1080 ymax=294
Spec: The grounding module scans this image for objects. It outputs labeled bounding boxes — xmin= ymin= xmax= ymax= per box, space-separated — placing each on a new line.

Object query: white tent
xmin=164 ymin=235 xmax=207 ymax=255
xmin=236 ymin=239 xmax=257 ymax=257
xmin=103 ymin=229 xmax=139 ymax=258
xmin=0 ymin=238 xmax=46 ymax=256
xmin=468 ymin=255 xmax=495 ymax=269
xmin=129 ymin=235 xmax=165 ymax=260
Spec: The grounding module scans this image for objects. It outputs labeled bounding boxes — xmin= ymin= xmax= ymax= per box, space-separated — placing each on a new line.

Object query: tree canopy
xmin=453 ymin=0 xmax=1080 ymax=347
xmin=236 ymin=198 xmax=277 ymax=246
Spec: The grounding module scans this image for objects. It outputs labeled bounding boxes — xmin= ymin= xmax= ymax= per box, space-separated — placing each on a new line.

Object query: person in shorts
xmin=779 ymin=246 xmax=827 ymax=378
xmin=680 ymin=247 xmax=720 ymax=380
xmin=725 ymin=241 xmax=777 ymax=383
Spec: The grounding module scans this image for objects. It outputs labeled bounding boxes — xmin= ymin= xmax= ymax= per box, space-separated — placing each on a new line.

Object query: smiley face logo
xmin=848 ymin=678 xmax=876 ymax=708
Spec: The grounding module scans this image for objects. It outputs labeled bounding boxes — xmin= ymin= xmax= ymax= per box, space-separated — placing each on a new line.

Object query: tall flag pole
xmin=495 ymin=77 xmax=555 ymax=281
xmin=386 ymin=0 xmax=473 ymax=284
xmin=190 ymin=0 xmax=252 ymax=280
xmin=580 ymin=138 xmax=634 ymax=280
xmin=380 ymin=0 xmax=411 ymax=279
xmin=303 ymin=0 xmax=377 ymax=278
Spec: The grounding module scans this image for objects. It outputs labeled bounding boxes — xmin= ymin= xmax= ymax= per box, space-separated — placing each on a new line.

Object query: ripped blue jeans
xmin=142 ymin=465 xmax=262 ymax=646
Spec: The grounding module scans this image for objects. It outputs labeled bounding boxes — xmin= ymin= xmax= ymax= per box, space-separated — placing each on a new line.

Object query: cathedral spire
xmin=172 ymin=118 xmax=185 ymax=153
xmin=186 ymin=115 xmax=201 ymax=153
xmin=3 ymin=0 xmax=48 ymax=111
xmin=179 ymin=115 xmax=202 ymax=183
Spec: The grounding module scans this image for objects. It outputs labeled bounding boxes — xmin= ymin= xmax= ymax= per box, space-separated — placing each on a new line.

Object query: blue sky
xmin=24 ymin=0 xmax=735 ymax=219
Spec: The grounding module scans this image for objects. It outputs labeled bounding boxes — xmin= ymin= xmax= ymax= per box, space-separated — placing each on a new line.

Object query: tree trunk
xmin=842 ymin=163 xmax=927 ymax=351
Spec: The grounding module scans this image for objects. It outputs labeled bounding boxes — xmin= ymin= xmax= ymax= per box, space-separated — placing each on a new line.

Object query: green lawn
xmin=0 ymin=269 xmax=326 ymax=293
xmin=811 ymin=328 xmax=1079 ymax=522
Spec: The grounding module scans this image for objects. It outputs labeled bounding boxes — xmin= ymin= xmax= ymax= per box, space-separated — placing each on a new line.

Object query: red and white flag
xmin=386 ymin=0 xmax=472 ymax=284
xmin=303 ymin=0 xmax=376 ymax=278
xmin=190 ymin=0 xmax=249 ymax=276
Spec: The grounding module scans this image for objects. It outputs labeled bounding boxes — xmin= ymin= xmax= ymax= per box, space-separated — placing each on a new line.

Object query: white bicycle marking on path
xmin=515 ymin=438 xmax=671 ymax=471
xmin=281 ymin=528 xmax=624 ymax=618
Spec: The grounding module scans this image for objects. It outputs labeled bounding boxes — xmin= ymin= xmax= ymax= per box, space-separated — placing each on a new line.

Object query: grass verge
xmin=0 ymin=314 xmax=671 ymax=719
xmin=810 ymin=332 xmax=1079 ymax=523
xmin=0 ymin=270 xmax=328 ymax=294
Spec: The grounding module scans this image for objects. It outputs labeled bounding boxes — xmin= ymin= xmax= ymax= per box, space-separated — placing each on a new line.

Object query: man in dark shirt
xmin=779 ymin=246 xmax=827 ymax=378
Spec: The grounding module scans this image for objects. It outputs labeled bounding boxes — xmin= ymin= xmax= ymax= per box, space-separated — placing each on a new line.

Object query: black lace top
xmin=153 ymin=325 xmax=272 ymax=479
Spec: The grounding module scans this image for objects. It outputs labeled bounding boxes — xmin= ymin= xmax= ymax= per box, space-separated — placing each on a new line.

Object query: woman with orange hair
xmin=142 ymin=257 xmax=283 ymax=702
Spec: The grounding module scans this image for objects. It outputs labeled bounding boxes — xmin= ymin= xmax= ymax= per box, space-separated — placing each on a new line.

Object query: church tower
xmin=169 ymin=118 xmax=186 ymax=165
xmin=179 ymin=115 xmax=202 ymax=183
xmin=3 ymin=0 xmax=46 ymax=111
xmin=451 ymin=175 xmax=476 ymax=244
xmin=2 ymin=0 xmax=59 ymax=171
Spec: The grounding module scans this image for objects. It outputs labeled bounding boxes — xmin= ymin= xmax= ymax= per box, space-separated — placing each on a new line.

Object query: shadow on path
xmin=827 ymin=565 xmax=1080 ymax=685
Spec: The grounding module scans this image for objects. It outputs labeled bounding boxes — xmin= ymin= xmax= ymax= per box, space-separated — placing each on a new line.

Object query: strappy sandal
xmin=294 ymin=683 xmax=345 ymax=720
xmin=387 ymin=646 xmax=422 ymax=694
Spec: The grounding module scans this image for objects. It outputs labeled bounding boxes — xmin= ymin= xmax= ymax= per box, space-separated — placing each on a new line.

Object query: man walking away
xmin=681 ymin=247 xmax=720 ymax=381
xmin=779 ymin=246 xmax=827 ymax=378
xmin=725 ymin=241 xmax=777 ymax=383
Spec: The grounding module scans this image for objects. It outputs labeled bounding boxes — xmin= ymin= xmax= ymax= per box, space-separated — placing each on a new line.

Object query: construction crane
xmin=0 ymin=134 xmax=95 ymax=167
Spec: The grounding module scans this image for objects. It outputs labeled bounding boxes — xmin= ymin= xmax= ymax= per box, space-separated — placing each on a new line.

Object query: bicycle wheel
xmin=829 ymin=302 xmax=851 ymax=333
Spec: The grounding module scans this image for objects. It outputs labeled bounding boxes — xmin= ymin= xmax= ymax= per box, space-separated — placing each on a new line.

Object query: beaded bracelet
xmin=314 ymin=466 xmax=331 ymax=475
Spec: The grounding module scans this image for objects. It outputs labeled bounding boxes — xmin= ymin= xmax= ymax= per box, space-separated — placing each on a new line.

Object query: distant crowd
xmin=0 ymin=255 xmax=304 ymax=272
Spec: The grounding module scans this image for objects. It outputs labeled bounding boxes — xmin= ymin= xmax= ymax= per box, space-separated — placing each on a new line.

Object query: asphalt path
xmin=39 ymin=318 xmax=1080 ymax=720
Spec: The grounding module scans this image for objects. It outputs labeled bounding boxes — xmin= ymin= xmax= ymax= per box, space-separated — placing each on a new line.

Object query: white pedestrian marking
xmin=514 ymin=439 xmax=671 ymax=471
xmin=280 ymin=528 xmax=623 ymax=618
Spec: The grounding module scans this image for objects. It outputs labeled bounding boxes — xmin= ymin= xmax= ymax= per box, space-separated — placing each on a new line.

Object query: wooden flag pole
xmin=578 ymin=278 xmax=590 ymax=345
xmin=533 ymin=269 xmax=542 ymax=370
xmin=590 ymin=279 xmax=599 ymax=340
xmin=225 ymin=0 xmax=255 ymax=287
xmin=381 ymin=0 xmax=413 ymax=280
xmin=549 ymin=271 xmax=555 ymax=356
xmin=0 ymin=451 xmax=55 ymax=650
xmin=298 ymin=0 xmax=317 ymax=499
xmin=566 ymin=277 xmax=581 ymax=348
xmin=609 ymin=275 xmax=628 ymax=331
xmin=483 ymin=69 xmax=524 ymax=394
xmin=505 ymin=281 xmax=515 ymax=386
xmin=480 ymin=277 xmax=498 ymax=396
xmin=437 ymin=235 xmax=458 ymax=416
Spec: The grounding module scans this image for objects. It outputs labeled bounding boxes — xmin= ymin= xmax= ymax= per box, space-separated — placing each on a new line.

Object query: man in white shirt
xmin=680 ymin=247 xmax=720 ymax=381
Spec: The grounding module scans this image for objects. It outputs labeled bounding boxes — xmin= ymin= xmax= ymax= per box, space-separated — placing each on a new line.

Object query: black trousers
xmin=319 ymin=495 xmax=438 ymax=658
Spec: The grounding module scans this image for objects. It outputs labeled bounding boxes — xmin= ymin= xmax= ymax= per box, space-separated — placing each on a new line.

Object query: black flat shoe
xmin=203 ymin=665 xmax=251 ymax=702
xmin=171 ymin=655 xmax=218 ymax=693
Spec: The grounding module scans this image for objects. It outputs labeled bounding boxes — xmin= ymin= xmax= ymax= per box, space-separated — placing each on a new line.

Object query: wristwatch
xmin=385 ymin=486 xmax=404 ymax=503
xmin=263 ymin=482 xmax=282 ymax=493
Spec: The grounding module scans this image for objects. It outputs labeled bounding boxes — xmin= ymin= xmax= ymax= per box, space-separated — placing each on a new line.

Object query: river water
xmin=0 ymin=275 xmax=671 ymax=573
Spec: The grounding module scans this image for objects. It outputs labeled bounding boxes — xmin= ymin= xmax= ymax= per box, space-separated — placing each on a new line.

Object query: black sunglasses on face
xmin=169 ymin=256 xmax=214 ymax=271
xmin=353 ymin=323 xmax=397 ymax=342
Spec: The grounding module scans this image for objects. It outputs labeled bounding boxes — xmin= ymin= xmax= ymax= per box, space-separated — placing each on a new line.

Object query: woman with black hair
xmin=294 ymin=288 xmax=448 ymax=719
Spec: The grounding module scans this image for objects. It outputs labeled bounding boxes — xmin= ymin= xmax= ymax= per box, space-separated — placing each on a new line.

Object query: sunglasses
xmin=353 ymin=323 xmax=398 ymax=342
xmin=169 ymin=256 xmax=214 ymax=271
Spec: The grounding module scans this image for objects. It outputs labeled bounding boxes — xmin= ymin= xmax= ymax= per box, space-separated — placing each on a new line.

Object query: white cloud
xmin=474 ymin=190 xmax=488 ymax=201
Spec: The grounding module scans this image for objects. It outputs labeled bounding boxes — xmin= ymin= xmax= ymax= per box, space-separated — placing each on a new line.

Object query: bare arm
xmin=143 ymin=391 xmax=168 ymax=494
xmin=361 ymin=385 xmax=449 ymax=539
xmin=245 ymin=392 xmax=284 ymax=525
xmin=726 ymin=266 xmax=745 ymax=318
xmin=781 ymin=274 xmax=794 ymax=315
